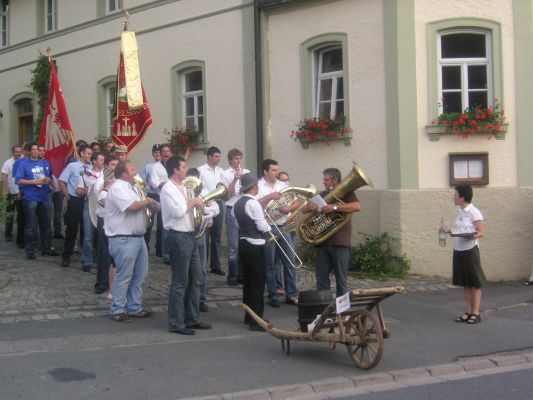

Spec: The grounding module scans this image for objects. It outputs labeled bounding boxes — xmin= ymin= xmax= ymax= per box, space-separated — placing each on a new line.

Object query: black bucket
xmin=297 ymin=290 xmax=333 ymax=332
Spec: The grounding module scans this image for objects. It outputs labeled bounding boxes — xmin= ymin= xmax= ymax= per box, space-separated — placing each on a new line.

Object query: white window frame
xmin=107 ymin=0 xmax=123 ymax=15
xmin=437 ymin=29 xmax=493 ymax=114
xmin=181 ymin=69 xmax=204 ymax=131
xmin=1 ymin=0 xmax=8 ymax=48
xmin=104 ymin=83 xmax=116 ymax=137
xmin=313 ymin=45 xmax=344 ymax=119
xmin=44 ymin=0 xmax=57 ymax=33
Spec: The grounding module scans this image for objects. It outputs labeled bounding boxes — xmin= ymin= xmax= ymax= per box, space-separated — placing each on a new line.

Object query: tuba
xmin=195 ymin=183 xmax=229 ymax=238
xmin=133 ymin=175 xmax=153 ymax=228
xmin=264 ymin=184 xmax=317 ymax=227
xmin=298 ymin=162 xmax=373 ymax=245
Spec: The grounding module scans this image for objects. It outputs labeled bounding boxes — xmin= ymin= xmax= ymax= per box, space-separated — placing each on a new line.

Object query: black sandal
xmin=455 ymin=313 xmax=471 ymax=323
xmin=467 ymin=314 xmax=481 ymax=324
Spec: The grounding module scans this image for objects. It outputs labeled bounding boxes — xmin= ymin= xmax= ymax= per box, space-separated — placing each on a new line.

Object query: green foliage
xmin=30 ymin=53 xmax=56 ymax=140
xmin=352 ymin=232 xmax=410 ymax=277
xmin=297 ymin=232 xmax=410 ymax=279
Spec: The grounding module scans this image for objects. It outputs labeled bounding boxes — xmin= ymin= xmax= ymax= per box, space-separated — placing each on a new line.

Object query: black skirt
xmin=452 ymin=246 xmax=486 ymax=288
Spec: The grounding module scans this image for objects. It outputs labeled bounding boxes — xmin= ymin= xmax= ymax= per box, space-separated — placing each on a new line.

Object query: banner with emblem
xmin=112 ymin=30 xmax=152 ymax=152
xmin=37 ymin=54 xmax=75 ymax=178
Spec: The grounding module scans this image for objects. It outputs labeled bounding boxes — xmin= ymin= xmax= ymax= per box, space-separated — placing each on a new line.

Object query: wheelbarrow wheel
xmin=345 ymin=310 xmax=384 ymax=369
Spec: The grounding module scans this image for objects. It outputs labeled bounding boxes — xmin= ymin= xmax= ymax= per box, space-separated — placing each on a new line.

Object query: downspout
xmin=254 ymin=0 xmax=264 ymax=175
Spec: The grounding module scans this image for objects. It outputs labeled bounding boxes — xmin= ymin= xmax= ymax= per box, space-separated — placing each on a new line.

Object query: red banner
xmin=37 ymin=56 xmax=74 ymax=178
xmin=112 ymin=53 xmax=152 ymax=152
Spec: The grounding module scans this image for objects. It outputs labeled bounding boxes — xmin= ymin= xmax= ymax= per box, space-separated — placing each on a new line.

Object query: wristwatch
xmin=333 ymin=205 xmax=338 ymax=211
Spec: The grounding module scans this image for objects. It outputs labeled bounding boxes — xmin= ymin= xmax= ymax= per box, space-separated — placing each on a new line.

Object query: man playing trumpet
xmin=301 ymin=168 xmax=361 ymax=297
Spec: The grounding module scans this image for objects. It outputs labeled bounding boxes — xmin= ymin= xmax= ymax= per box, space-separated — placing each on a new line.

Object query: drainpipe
xmin=254 ymin=0 xmax=264 ymax=175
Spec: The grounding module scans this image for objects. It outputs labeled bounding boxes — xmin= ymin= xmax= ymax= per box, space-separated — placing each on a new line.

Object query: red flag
xmin=112 ymin=46 xmax=152 ymax=152
xmin=37 ymin=57 xmax=74 ymax=178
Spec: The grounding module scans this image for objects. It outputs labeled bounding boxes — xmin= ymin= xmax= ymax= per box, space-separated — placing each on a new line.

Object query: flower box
xmin=165 ymin=126 xmax=200 ymax=157
xmin=291 ymin=115 xmax=352 ymax=149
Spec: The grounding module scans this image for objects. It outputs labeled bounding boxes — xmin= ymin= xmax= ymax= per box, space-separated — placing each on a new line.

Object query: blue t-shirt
xmin=14 ymin=158 xmax=52 ymax=202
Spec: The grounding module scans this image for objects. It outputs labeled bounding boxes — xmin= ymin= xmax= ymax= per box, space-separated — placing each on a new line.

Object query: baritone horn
xmin=195 ymin=182 xmax=229 ymax=238
xmin=298 ymin=162 xmax=373 ymax=245
xmin=133 ymin=175 xmax=154 ymax=228
xmin=264 ymin=184 xmax=316 ymax=225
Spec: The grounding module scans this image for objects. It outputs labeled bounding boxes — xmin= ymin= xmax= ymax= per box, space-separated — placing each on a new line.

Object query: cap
xmin=152 ymin=144 xmax=162 ymax=152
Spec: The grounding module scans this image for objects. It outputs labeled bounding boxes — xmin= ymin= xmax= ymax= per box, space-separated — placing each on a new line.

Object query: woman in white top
xmin=449 ymin=184 xmax=486 ymax=325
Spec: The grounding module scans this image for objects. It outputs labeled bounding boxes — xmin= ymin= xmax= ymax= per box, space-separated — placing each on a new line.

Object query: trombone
xmin=264 ymin=208 xmax=303 ymax=270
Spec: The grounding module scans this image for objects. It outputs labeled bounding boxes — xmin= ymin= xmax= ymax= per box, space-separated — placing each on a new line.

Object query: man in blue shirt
xmin=59 ymin=145 xmax=93 ymax=269
xmin=15 ymin=143 xmax=59 ymax=260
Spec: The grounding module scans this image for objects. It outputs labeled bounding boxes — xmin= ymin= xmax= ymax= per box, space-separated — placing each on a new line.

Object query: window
xmin=107 ymin=0 xmax=123 ymax=15
xmin=314 ymin=46 xmax=344 ymax=118
xmin=16 ymin=98 xmax=34 ymax=144
xmin=172 ymin=60 xmax=207 ymax=143
xmin=1 ymin=0 xmax=8 ymax=47
xmin=437 ymin=30 xmax=492 ymax=113
xmin=97 ymin=77 xmax=117 ymax=138
xmin=44 ymin=0 xmax=57 ymax=33
xmin=182 ymin=69 xmax=204 ymax=133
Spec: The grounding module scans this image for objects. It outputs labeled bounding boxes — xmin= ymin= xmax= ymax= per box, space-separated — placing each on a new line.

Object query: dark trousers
xmin=144 ymin=193 xmax=161 ymax=254
xmin=95 ymin=217 xmax=111 ymax=291
xmin=207 ymin=200 xmax=224 ymax=270
xmin=52 ymin=191 xmax=64 ymax=235
xmin=5 ymin=194 xmax=25 ymax=245
xmin=63 ymin=196 xmax=85 ymax=258
xmin=239 ymin=239 xmax=266 ymax=326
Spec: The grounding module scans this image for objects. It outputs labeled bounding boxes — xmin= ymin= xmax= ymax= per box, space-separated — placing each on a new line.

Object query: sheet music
xmin=309 ymin=194 xmax=327 ymax=211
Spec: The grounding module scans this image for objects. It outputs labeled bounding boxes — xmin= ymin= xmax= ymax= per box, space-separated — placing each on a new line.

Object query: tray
xmin=450 ymin=232 xmax=476 ymax=238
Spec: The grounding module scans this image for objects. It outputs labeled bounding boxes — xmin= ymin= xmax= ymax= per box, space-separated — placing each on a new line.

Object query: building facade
xmin=1 ymin=0 xmax=533 ymax=280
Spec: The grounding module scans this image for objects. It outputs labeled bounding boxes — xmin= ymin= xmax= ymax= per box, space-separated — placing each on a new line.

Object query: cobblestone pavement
xmin=0 ymin=235 xmax=452 ymax=324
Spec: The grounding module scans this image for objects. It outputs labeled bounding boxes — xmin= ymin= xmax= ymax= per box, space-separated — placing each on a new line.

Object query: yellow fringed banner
xmin=121 ymin=31 xmax=143 ymax=110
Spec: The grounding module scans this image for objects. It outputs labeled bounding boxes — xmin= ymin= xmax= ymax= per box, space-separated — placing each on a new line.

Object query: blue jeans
xmin=225 ymin=208 xmax=240 ymax=279
xmin=197 ymin=234 xmax=208 ymax=303
xmin=265 ymin=227 xmax=297 ymax=301
xmin=81 ymin=202 xmax=94 ymax=266
xmin=108 ymin=236 xmax=148 ymax=315
xmin=22 ymin=199 xmax=52 ymax=255
xmin=162 ymin=228 xmax=170 ymax=262
xmin=316 ymin=244 xmax=350 ymax=297
xmin=167 ymin=230 xmax=201 ymax=331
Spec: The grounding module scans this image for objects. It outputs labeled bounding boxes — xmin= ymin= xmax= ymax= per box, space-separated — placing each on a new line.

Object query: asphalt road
xmin=0 ymin=284 xmax=532 ymax=400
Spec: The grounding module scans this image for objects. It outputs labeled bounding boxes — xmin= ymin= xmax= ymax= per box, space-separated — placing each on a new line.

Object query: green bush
xmin=297 ymin=232 xmax=410 ymax=278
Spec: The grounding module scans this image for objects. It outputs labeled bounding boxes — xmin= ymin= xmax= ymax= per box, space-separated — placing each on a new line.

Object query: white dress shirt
xmin=235 ymin=194 xmax=271 ymax=245
xmin=257 ymin=177 xmax=289 ymax=225
xmin=453 ymin=203 xmax=483 ymax=252
xmin=160 ymin=179 xmax=194 ymax=232
xmin=198 ymin=163 xmax=224 ymax=193
xmin=2 ymin=157 xmax=19 ymax=194
xmin=220 ymin=166 xmax=250 ymax=207
xmin=104 ymin=179 xmax=145 ymax=237
xmin=150 ymin=161 xmax=169 ymax=194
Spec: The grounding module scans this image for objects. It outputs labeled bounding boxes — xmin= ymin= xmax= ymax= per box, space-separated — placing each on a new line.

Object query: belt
xmin=226 ymin=205 xmax=233 ymax=209
xmin=108 ymin=234 xmax=144 ymax=238
xmin=169 ymin=229 xmax=195 ymax=235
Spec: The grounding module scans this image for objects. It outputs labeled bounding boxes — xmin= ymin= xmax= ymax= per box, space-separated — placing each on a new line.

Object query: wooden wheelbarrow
xmin=241 ymin=286 xmax=405 ymax=369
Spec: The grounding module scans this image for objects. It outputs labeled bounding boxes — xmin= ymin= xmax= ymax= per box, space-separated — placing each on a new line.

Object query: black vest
xmin=234 ymin=196 xmax=265 ymax=240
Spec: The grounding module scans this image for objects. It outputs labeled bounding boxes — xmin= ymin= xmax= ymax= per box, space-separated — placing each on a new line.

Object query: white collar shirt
xmin=453 ymin=203 xmax=483 ymax=251
xmin=257 ymin=177 xmax=289 ymax=225
xmin=150 ymin=161 xmax=169 ymax=194
xmin=104 ymin=179 xmax=145 ymax=236
xmin=198 ymin=163 xmax=224 ymax=193
xmin=95 ymin=175 xmax=106 ymax=218
xmin=235 ymin=194 xmax=271 ymax=245
xmin=77 ymin=168 xmax=103 ymax=195
xmin=160 ymin=179 xmax=194 ymax=232
xmin=2 ymin=157 xmax=19 ymax=194
xmin=220 ymin=166 xmax=250 ymax=207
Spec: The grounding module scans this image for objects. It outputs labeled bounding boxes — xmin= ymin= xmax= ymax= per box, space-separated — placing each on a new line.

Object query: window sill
xmin=426 ymin=124 xmax=508 ymax=141
xmin=296 ymin=129 xmax=353 ymax=149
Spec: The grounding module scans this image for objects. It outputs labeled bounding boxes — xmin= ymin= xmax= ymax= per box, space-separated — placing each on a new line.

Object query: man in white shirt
xmin=105 ymin=160 xmax=156 ymax=322
xmin=2 ymin=145 xmax=23 ymax=243
xmin=198 ymin=146 xmax=225 ymax=276
xmin=140 ymin=144 xmax=162 ymax=254
xmin=234 ymin=173 xmax=271 ymax=331
xmin=161 ymin=156 xmax=211 ymax=335
xmin=257 ymin=159 xmax=299 ymax=308
xmin=220 ymin=148 xmax=249 ymax=285
xmin=150 ymin=143 xmax=173 ymax=263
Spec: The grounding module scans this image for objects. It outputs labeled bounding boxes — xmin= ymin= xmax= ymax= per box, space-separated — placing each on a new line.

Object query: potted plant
xmin=428 ymin=101 xmax=507 ymax=141
xmin=164 ymin=126 xmax=199 ymax=158
xmin=291 ymin=114 xmax=352 ymax=148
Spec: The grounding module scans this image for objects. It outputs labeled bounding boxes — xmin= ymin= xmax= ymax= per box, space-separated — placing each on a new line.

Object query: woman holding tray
xmin=449 ymin=184 xmax=486 ymax=325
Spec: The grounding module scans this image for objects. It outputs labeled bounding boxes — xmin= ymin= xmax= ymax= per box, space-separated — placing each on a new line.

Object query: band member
xmin=105 ymin=160 xmax=156 ymax=322
xmin=2 ymin=145 xmax=23 ymax=244
xmin=14 ymin=143 xmax=58 ymax=259
xmin=234 ymin=173 xmax=271 ymax=331
xmin=257 ymin=159 xmax=299 ymax=307
xmin=140 ymin=144 xmax=162 ymax=253
xmin=198 ymin=146 xmax=225 ymax=276
xmin=220 ymin=148 xmax=249 ymax=285
xmin=59 ymin=144 xmax=93 ymax=269
xmin=302 ymin=168 xmax=361 ymax=297
xmin=188 ymin=167 xmax=220 ymax=312
xmin=161 ymin=156 xmax=211 ymax=335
